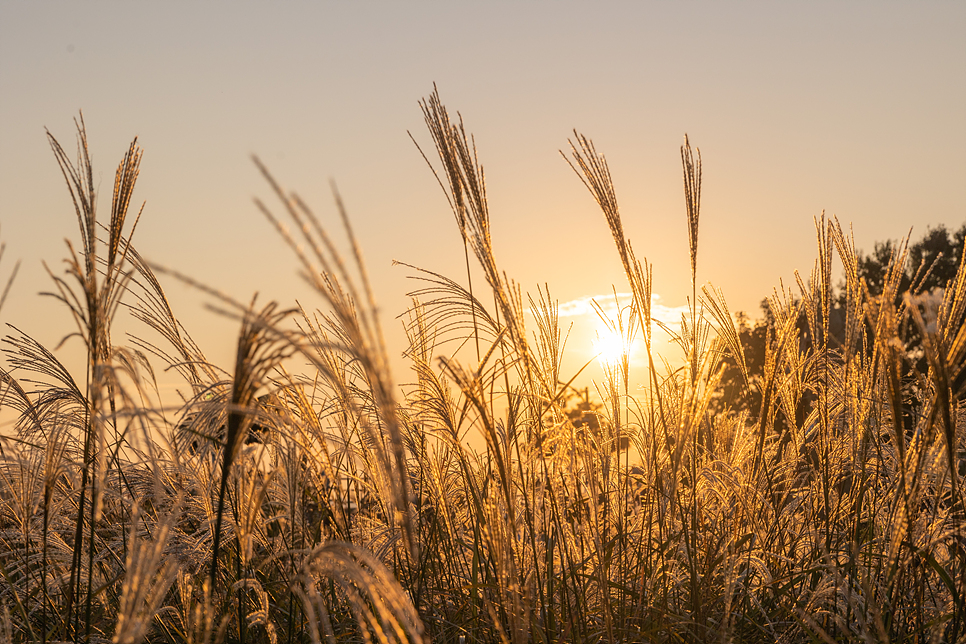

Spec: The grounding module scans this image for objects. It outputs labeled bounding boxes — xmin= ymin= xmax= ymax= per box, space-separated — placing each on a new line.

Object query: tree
xmin=715 ymin=222 xmax=965 ymax=417
xmin=858 ymin=223 xmax=965 ymax=297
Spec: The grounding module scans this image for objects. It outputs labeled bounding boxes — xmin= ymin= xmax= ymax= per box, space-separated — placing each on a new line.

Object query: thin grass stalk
xmin=681 ymin=135 xmax=702 ymax=391
xmin=46 ymin=116 xmax=142 ymax=642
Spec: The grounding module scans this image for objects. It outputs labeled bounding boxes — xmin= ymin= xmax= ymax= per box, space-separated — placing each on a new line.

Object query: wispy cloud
xmin=556 ymin=292 xmax=689 ymax=329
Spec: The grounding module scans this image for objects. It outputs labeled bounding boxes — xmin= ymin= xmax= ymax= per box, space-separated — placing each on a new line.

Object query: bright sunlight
xmin=593 ymin=325 xmax=631 ymax=369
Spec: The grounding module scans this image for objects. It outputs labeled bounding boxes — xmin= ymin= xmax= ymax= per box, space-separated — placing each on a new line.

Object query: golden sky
xmin=1 ymin=2 xmax=964 ymax=393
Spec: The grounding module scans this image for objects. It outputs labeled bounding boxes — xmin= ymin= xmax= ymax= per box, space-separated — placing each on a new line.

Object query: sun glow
xmin=588 ymin=295 xmax=640 ymax=374
xmin=593 ymin=326 xmax=631 ymax=370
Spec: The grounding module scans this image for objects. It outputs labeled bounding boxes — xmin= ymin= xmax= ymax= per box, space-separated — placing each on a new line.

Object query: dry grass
xmin=0 ymin=96 xmax=962 ymax=643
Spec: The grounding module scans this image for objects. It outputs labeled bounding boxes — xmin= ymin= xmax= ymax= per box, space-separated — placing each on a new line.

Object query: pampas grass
xmin=0 ymin=97 xmax=961 ymax=644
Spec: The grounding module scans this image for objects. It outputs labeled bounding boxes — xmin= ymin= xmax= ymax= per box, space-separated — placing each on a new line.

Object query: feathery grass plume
xmin=562 ymin=133 xmax=653 ymax=343
xmin=230 ymin=579 xmax=278 ymax=644
xmin=1 ymin=328 xmax=86 ymax=448
xmin=397 ymin=263 xmax=503 ymax=356
xmin=528 ymin=284 xmax=571 ymax=413
xmin=0 ymin=442 xmax=44 ymax=641
xmin=413 ymin=87 xmax=484 ymax=363
xmin=680 ymin=135 xmax=702 ymax=389
xmin=173 ymin=576 xmax=230 ymax=644
xmin=126 ymin=245 xmax=220 ymax=399
xmin=209 ymin=300 xmax=296 ymax=593
xmin=681 ymin=135 xmax=701 ymax=286
xmin=829 ymin=218 xmax=865 ymax=359
xmin=252 ymin=159 xmax=420 ymax=563
xmin=749 ymin=289 xmax=801 ymax=475
xmin=112 ymin=506 xmax=179 ymax=644
xmin=416 ymin=88 xmax=535 ymax=386
xmin=46 ymin=114 xmax=143 ymax=364
xmin=297 ymin=541 xmax=426 ymax=644
xmin=42 ymin=115 xmax=145 ymax=640
xmin=402 ymin=298 xmax=467 ymax=444
xmin=702 ymin=284 xmax=751 ymax=387
xmin=860 ymin=233 xmax=913 ymax=488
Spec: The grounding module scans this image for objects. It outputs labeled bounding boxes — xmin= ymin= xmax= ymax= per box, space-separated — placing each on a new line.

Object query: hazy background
xmin=1 ymin=2 xmax=964 ymax=398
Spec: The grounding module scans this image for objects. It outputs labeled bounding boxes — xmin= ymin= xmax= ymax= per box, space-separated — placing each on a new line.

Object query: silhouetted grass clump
xmin=0 ymin=95 xmax=963 ymax=643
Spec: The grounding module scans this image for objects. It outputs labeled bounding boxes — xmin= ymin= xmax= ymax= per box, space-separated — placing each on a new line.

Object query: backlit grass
xmin=0 ymin=95 xmax=962 ymax=643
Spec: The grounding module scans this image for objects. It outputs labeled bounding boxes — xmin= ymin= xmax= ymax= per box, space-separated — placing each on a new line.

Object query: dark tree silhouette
xmin=714 ymin=223 xmax=965 ymax=418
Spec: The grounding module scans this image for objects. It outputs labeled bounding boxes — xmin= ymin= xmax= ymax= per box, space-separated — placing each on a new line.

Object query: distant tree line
xmin=713 ymin=223 xmax=966 ymax=420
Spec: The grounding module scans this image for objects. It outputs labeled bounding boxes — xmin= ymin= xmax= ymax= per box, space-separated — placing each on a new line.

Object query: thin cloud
xmin=556 ymin=292 xmax=690 ymax=329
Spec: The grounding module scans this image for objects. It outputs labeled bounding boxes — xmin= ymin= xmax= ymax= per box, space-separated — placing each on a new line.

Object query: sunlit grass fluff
xmin=0 ymin=95 xmax=961 ymax=643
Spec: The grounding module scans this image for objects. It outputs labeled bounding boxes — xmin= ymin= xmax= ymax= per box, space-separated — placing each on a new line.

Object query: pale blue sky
xmin=1 ymin=2 xmax=964 ymax=390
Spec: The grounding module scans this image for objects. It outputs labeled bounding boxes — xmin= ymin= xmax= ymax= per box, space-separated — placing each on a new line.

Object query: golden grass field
xmin=0 ymin=92 xmax=963 ymax=643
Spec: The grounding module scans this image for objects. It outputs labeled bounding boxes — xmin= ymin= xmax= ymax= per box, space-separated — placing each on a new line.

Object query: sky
xmin=1 ymin=2 xmax=964 ymax=399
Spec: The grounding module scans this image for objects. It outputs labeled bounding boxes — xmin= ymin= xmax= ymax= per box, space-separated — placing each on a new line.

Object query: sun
xmin=593 ymin=326 xmax=630 ymax=369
